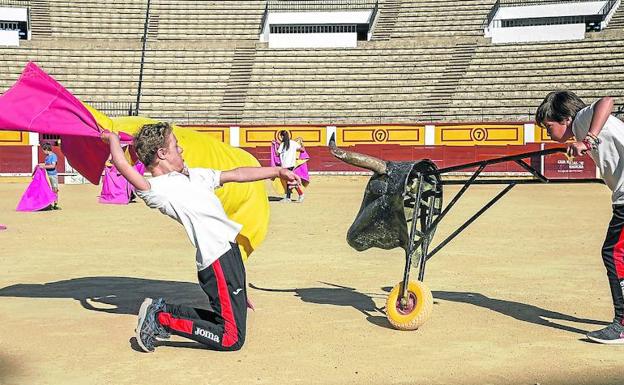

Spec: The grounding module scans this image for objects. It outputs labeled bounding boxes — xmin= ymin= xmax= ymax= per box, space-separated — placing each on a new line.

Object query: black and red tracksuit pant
xmin=601 ymin=204 xmax=624 ymax=324
xmin=156 ymin=243 xmax=247 ymax=351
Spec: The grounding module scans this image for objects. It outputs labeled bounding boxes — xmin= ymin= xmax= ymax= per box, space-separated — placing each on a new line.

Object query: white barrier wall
xmin=495 ymin=1 xmax=606 ymax=19
xmin=269 ymin=32 xmax=357 ymax=48
xmin=261 ymin=10 xmax=372 ymax=47
xmin=491 ymin=23 xmax=586 ymax=43
xmin=0 ymin=30 xmax=19 ymax=46
xmin=0 ymin=7 xmax=28 ymax=21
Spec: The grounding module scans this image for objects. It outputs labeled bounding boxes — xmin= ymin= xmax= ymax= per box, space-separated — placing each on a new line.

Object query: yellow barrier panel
xmin=337 ymin=125 xmax=424 ymax=146
xmin=435 ymin=124 xmax=523 ymax=146
xmin=183 ymin=126 xmax=229 ymax=143
xmin=0 ymin=130 xmax=28 ymax=145
xmin=240 ymin=126 xmax=325 ymax=147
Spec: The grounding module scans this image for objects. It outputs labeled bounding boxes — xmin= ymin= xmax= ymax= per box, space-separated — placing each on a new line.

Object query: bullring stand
xmin=387 ymin=147 xmax=603 ymax=330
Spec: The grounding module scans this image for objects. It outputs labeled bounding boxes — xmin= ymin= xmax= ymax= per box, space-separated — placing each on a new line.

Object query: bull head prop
xmin=329 ymin=134 xmax=443 ymax=254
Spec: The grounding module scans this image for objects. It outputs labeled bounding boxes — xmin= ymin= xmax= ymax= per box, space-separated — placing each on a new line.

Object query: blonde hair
xmin=134 ymin=122 xmax=172 ymax=166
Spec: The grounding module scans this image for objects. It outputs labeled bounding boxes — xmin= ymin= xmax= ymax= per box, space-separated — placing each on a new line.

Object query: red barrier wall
xmin=0 ymin=146 xmax=31 ymax=173
xmin=542 ymin=143 xmax=596 ymax=179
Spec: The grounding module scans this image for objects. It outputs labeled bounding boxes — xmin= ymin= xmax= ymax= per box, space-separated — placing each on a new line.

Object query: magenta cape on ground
xmin=16 ymin=167 xmax=57 ymax=212
xmin=0 ymin=62 xmax=108 ymax=184
xmin=99 ymin=162 xmax=146 ymax=204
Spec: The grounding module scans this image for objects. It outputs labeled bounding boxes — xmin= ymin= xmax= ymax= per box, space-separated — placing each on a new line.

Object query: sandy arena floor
xmin=0 ymin=176 xmax=623 ymax=385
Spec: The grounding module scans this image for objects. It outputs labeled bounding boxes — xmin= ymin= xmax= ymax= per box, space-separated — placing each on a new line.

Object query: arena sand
xmin=0 ymin=177 xmax=623 ymax=385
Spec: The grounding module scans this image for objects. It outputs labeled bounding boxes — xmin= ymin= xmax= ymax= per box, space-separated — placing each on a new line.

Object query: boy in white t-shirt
xmin=536 ymin=90 xmax=624 ymax=344
xmin=102 ymin=123 xmax=300 ymax=352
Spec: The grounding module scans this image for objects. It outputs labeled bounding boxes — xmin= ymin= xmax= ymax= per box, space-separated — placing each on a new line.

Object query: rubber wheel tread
xmin=385 ymin=280 xmax=433 ymax=331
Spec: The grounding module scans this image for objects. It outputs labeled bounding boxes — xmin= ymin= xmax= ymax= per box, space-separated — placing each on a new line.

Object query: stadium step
xmin=218 ymin=46 xmax=256 ymax=123
xmin=147 ymin=15 xmax=159 ymax=41
xmin=30 ymin=0 xmax=53 ymax=37
xmin=371 ymin=0 xmax=402 ymax=41
xmin=420 ymin=42 xmax=477 ymax=116
xmin=606 ymin=3 xmax=624 ymax=30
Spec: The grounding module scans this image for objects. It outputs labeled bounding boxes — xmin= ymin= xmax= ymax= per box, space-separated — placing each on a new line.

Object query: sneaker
xmin=280 ymin=198 xmax=292 ymax=203
xmin=52 ymin=204 xmax=61 ymax=210
xmin=586 ymin=320 xmax=624 ymax=344
xmin=150 ymin=298 xmax=170 ymax=340
xmin=135 ymin=298 xmax=169 ymax=352
xmin=297 ymin=194 xmax=305 ymax=203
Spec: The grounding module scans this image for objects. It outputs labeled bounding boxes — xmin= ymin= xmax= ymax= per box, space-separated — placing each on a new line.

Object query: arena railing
xmin=267 ymin=0 xmax=377 ymax=12
xmin=135 ymin=0 xmax=151 ymax=116
xmin=368 ymin=1 xmax=378 ymax=26
xmin=598 ymin=0 xmax=618 ymax=16
xmin=499 ymin=0 xmax=601 ymax=6
xmin=259 ymin=2 xmax=268 ymax=33
xmin=87 ymin=101 xmax=137 ymax=117
xmin=0 ymin=0 xmax=29 ymax=7
xmin=482 ymin=0 xmax=500 ymax=28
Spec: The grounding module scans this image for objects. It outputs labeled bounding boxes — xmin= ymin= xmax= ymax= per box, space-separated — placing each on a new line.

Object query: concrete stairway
xmin=219 ymin=46 xmax=256 ymax=123
xmin=371 ymin=0 xmax=402 ymax=41
xmin=29 ymin=0 xmax=52 ymax=37
xmin=421 ymin=42 xmax=477 ymax=120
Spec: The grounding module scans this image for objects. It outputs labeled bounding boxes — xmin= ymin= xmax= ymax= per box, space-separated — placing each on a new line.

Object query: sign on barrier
xmin=240 ymin=126 xmax=325 ymax=147
xmin=436 ymin=124 xmax=524 ymax=146
xmin=183 ymin=126 xmax=229 ymax=143
xmin=336 ymin=125 xmax=424 ymax=146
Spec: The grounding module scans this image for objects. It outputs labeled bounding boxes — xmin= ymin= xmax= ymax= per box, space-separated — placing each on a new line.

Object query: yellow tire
xmin=385 ymin=280 xmax=433 ymax=330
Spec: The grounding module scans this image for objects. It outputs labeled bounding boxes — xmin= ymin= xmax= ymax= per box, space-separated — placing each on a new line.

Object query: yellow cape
xmin=86 ymin=107 xmax=268 ymax=262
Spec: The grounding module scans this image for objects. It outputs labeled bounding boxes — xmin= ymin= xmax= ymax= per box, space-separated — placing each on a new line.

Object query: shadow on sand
xmin=0 ymin=277 xmax=608 ymax=335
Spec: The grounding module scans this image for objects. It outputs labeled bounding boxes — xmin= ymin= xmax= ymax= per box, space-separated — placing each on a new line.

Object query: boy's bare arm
xmin=101 ymin=132 xmax=150 ymax=191
xmin=588 ymin=96 xmax=614 ymax=137
xmin=220 ymin=166 xmax=301 ymax=185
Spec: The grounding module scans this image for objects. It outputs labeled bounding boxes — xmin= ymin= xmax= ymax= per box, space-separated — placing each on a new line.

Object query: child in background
xmin=39 ymin=143 xmax=60 ymax=210
xmin=536 ymin=90 xmax=624 ymax=344
xmin=277 ymin=130 xmax=305 ymax=202
xmin=102 ymin=123 xmax=300 ymax=352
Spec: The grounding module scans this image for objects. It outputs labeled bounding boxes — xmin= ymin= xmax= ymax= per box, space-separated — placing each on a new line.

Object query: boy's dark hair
xmin=134 ymin=122 xmax=173 ymax=166
xmin=42 ymin=143 xmax=52 ymax=152
xmin=535 ymin=90 xmax=587 ymax=127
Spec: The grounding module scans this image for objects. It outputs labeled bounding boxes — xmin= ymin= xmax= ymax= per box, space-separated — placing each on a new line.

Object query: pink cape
xmin=0 ymin=62 xmax=131 ymax=184
xmin=270 ymin=141 xmax=310 ymax=183
xmin=16 ymin=167 xmax=57 ymax=212
xmin=98 ymin=162 xmax=145 ymax=204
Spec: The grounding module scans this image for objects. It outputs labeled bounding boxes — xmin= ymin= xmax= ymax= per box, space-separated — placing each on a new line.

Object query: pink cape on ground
xmin=16 ymin=167 xmax=57 ymax=212
xmin=98 ymin=162 xmax=145 ymax=204
xmin=270 ymin=141 xmax=310 ymax=183
xmin=0 ymin=62 xmax=132 ymax=184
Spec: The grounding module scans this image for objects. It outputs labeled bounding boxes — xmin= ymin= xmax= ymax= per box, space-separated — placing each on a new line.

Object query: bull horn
xmin=328 ymin=133 xmax=387 ymax=174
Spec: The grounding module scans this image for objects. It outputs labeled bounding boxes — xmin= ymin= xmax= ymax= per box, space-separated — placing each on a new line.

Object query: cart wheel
xmin=385 ymin=280 xmax=433 ymax=331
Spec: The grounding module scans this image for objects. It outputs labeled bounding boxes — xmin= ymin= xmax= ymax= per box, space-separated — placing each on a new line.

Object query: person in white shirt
xmin=277 ymin=130 xmax=305 ymax=202
xmin=101 ymin=123 xmax=300 ymax=352
xmin=536 ymin=90 xmax=624 ymax=344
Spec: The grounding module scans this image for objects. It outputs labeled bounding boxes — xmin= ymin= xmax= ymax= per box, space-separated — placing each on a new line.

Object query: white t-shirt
xmin=136 ymin=168 xmax=243 ymax=271
xmin=278 ymin=141 xmax=301 ymax=168
xmin=572 ymin=102 xmax=624 ymax=204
